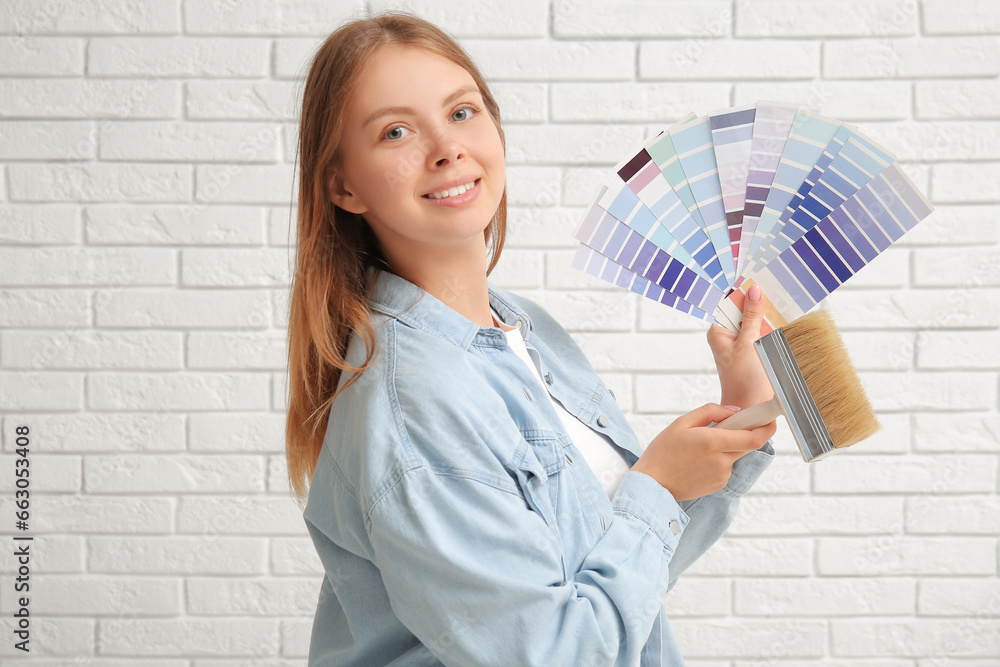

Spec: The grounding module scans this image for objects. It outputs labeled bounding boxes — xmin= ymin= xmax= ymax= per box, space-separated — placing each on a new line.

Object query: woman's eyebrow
xmin=361 ymin=85 xmax=481 ymax=129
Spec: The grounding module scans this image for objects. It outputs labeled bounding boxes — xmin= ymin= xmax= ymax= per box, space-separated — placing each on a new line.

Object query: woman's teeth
xmin=426 ymin=180 xmax=476 ymax=199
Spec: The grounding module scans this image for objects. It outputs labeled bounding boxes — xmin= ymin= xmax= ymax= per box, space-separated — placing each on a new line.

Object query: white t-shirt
xmin=493 ymin=307 xmax=630 ymax=500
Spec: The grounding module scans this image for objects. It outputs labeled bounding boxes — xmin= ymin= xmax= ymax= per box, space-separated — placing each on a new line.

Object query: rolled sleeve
xmin=367 ymin=463 xmax=682 ymax=666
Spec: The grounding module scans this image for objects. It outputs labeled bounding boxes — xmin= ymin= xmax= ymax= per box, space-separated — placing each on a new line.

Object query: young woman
xmin=285 ymin=12 xmax=777 ymax=666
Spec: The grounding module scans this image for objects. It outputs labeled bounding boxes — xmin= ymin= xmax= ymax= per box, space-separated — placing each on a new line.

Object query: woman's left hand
xmin=706 ymin=285 xmax=775 ymax=409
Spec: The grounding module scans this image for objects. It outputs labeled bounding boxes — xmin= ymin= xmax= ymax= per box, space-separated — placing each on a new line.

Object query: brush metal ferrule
xmin=754 ymin=328 xmax=838 ymax=463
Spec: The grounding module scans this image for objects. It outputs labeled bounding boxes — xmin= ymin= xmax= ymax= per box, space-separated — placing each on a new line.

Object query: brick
xmin=813 ymin=455 xmax=996 ymax=494
xmin=933 ymin=162 xmax=1000 ymax=202
xmin=182 ymin=248 xmax=289 ymax=287
xmin=574 ymin=332 xmax=713 ymax=372
xmin=1 ymin=330 xmax=181 ymax=370
xmin=916 ymin=79 xmax=1000 ymax=119
xmin=640 ymin=40 xmax=819 ymax=80
xmin=554 ymin=0 xmax=730 ymax=37
xmin=3 ymin=413 xmax=184 ymax=452
xmin=188 ymin=413 xmax=285 ymax=452
xmin=912 ymin=413 xmax=1000 ymax=452
xmin=0 ymin=534 xmax=82 ymax=573
xmin=26 ymin=495 xmax=173 ymax=533
xmin=923 ymin=0 xmax=1000 ymax=35
xmin=0 ymin=454 xmax=79 ymax=492
xmin=861 ymin=370 xmax=995 ymax=411
xmin=862 ymin=121 xmax=1000 ymax=161
xmin=672 ymin=618 xmax=825 ymax=659
xmin=562 ymin=166 xmax=610 ymax=206
xmin=917 ymin=329 xmax=1000 ymax=368
xmin=183 ymin=0 xmax=361 ymax=35
xmin=504 ymin=166 xmax=562 ymax=207
xmin=89 ymin=536 xmax=266 ymax=574
xmin=908 ymin=493 xmax=1000 ymax=534
xmin=736 ymin=1 xmax=916 ymax=37
xmin=831 ymin=618 xmax=1000 ymax=657
xmin=0 ymin=247 xmax=175 ymax=286
xmin=272 ymin=538 xmax=323 ymax=575
xmin=505 ymin=124 xmax=645 ymax=165
xmin=503 ymin=205 xmax=581 ymax=248
xmin=188 ymin=331 xmax=287 ymax=369
xmin=0 ymin=120 xmax=94 ymax=159
xmin=734 ymin=577 xmax=915 ymax=615
xmin=283 ymin=619 xmax=313 ymax=658
xmin=839 ymin=330 xmax=915 ymax=371
xmin=1 ymin=205 xmax=80 ymax=243
xmin=11 ymin=575 xmax=181 ymax=615
xmin=0 ymin=0 xmax=181 ymax=34
xmin=636 ymin=373 xmax=720 ymax=412
xmin=86 ymin=205 xmax=265 ymax=245
xmin=682 ymin=537 xmax=813 ymax=577
xmin=99 ymin=121 xmax=279 ymax=162
xmin=826 ymin=288 xmax=1000 ymax=329
xmin=828 ymin=412 xmax=909 ymax=454
xmin=0 ymin=78 xmax=178 ymax=118
xmin=177 ymin=496 xmax=304 ymax=535
xmin=96 ymin=288 xmax=271 ymax=328
xmin=0 ymin=289 xmax=88 ymax=327
xmin=914 ymin=246 xmax=1000 ymax=287
xmin=195 ymin=164 xmax=294 ymax=204
xmin=918 ymin=578 xmax=1000 ymax=615
xmin=824 ymin=37 xmax=1000 ymax=79
xmin=491 ymin=82 xmax=546 ymax=123
xmin=899 ymin=205 xmax=1000 ymax=245
xmin=551 ymin=82 xmax=729 ymax=122
xmin=733 ymin=81 xmax=911 ymax=121
xmin=488 ymin=249 xmax=544 ymax=290
xmin=88 ymin=37 xmax=267 ymax=77
xmin=725 ymin=496 xmax=903 ymax=536
xmin=817 ymin=536 xmax=996 ymax=575
xmin=0 ymin=37 xmax=81 ymax=75
xmin=98 ymin=619 xmax=279 ymax=656
xmin=465 ymin=39 xmax=635 ymax=81
xmin=185 ymin=80 xmax=298 ymax=120
xmin=187 ymin=577 xmax=318 ymax=615
xmin=272 ymin=37 xmax=318 ymax=78
xmin=88 ymin=454 xmax=264 ymax=493
xmin=8 ymin=163 xmax=191 ymax=203
xmin=369 ymin=0 xmax=546 ymax=37
xmin=0 ymin=371 xmax=81 ymax=410
xmin=267 ymin=206 xmax=295 ymax=246
xmin=521 ymin=289 xmax=635 ymax=333
xmin=662 ymin=578 xmax=730 ymax=616
xmin=88 ymin=372 xmax=269 ymax=411
xmin=0 ymin=618 xmax=93 ymax=658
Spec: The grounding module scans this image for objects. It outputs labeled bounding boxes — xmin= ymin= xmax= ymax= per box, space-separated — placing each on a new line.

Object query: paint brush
xmin=716 ymin=308 xmax=880 ymax=462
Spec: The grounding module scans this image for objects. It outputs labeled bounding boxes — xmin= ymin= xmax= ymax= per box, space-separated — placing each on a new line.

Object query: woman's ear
xmin=328 ymin=171 xmax=367 ymax=215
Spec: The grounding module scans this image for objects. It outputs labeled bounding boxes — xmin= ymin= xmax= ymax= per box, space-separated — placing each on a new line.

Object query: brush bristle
xmin=780 ymin=309 xmax=881 ymax=448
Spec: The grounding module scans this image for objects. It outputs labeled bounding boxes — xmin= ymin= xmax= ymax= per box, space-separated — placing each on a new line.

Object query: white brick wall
xmin=0 ymin=0 xmax=997 ymax=663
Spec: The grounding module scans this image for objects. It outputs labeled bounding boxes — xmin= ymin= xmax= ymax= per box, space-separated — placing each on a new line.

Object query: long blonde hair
xmin=285 ymin=12 xmax=508 ymax=505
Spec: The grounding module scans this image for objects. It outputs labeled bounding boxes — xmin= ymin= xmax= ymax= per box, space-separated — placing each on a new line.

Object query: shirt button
xmin=608 ymin=388 xmax=616 ymax=400
xmin=669 ymin=520 xmax=680 ymax=535
xmin=544 ymin=371 xmax=553 ymax=385
xmin=596 ymin=414 xmax=609 ymax=427
xmin=523 ymin=387 xmax=533 ymax=403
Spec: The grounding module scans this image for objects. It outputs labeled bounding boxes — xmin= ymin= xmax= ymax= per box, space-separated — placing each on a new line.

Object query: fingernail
xmin=748 ymin=285 xmax=761 ymax=303
xmin=724 ymin=405 xmax=742 ymax=412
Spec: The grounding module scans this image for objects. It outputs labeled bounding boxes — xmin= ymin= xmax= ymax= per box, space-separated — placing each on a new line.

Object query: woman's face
xmin=330 ymin=44 xmax=505 ymax=265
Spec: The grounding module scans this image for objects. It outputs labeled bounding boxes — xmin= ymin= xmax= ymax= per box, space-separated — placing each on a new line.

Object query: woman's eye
xmin=452 ymin=105 xmax=478 ymax=122
xmin=384 ymin=126 xmax=410 ymax=141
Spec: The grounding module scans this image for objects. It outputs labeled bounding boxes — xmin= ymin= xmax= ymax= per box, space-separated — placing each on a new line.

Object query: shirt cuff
xmin=724 ymin=439 xmax=775 ymax=495
xmin=612 ymin=469 xmax=690 ymax=554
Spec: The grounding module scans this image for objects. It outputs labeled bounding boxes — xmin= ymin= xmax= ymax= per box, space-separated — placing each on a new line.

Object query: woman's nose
xmin=427 ymin=126 xmax=465 ymax=167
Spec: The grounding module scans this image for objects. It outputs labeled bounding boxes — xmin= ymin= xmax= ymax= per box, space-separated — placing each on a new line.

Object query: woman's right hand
xmin=631 ymin=403 xmax=775 ymax=502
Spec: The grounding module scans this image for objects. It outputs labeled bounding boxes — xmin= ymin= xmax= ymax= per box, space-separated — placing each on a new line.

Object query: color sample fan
xmin=570 ymin=101 xmax=935 ymax=334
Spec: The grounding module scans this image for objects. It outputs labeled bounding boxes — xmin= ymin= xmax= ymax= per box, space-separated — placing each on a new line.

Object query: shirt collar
xmin=364 ymin=265 xmax=533 ymax=351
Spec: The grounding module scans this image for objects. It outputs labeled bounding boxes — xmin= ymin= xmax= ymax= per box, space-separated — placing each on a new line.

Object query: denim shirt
xmin=303 ymin=267 xmax=774 ymax=666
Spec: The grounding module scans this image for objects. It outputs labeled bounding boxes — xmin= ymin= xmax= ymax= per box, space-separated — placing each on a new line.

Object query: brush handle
xmin=714 ymin=397 xmax=783 ymax=430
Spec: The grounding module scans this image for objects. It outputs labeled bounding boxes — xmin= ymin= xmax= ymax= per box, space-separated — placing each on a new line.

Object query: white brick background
xmin=0 ymin=0 xmax=997 ymax=663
